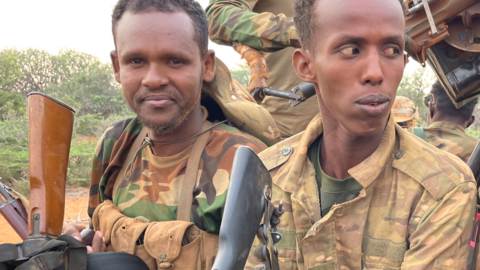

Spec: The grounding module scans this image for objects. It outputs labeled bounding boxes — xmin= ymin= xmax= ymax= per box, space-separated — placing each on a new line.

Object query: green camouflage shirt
xmin=423 ymin=121 xmax=478 ymax=163
xmin=247 ymin=115 xmax=476 ymax=270
xmin=206 ymin=0 xmax=300 ymax=51
xmin=206 ymin=0 xmax=319 ymax=138
xmin=88 ymin=117 xmax=266 ymax=234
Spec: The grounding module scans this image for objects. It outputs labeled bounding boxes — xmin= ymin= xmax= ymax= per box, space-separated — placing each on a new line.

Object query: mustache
xmin=355 ymin=94 xmax=389 ymax=104
xmin=133 ymin=88 xmax=178 ymax=103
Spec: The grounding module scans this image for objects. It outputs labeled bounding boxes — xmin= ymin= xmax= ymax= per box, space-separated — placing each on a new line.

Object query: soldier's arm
xmin=401 ymin=181 xmax=477 ymax=270
xmin=206 ymin=0 xmax=300 ymax=52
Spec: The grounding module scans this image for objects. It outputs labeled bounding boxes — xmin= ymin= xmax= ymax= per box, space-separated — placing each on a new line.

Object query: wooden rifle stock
xmin=28 ymin=93 xmax=75 ymax=237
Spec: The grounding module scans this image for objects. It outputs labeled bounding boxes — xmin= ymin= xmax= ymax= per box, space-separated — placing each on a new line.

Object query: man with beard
xmin=62 ymin=0 xmax=273 ymax=268
xmin=246 ymin=0 xmax=477 ymax=269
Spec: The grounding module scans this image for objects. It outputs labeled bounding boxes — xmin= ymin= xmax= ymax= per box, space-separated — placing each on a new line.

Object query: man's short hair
xmin=431 ymin=80 xmax=477 ymax=121
xmin=293 ymin=0 xmax=407 ymax=50
xmin=112 ymin=0 xmax=208 ymax=56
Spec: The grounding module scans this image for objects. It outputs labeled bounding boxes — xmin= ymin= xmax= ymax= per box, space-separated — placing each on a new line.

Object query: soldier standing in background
xmin=413 ymin=81 xmax=478 ymax=163
xmin=391 ymin=96 xmax=419 ymax=128
xmin=206 ymin=0 xmax=319 ymax=138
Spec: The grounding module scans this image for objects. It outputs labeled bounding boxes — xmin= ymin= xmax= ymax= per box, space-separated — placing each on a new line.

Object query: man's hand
xmin=62 ymin=223 xmax=106 ymax=253
xmin=62 ymin=223 xmax=85 ymax=242
xmin=86 ymin=231 xmax=106 ymax=253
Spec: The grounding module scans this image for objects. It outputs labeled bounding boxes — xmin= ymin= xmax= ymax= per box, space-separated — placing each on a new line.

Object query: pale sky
xmin=0 ymin=0 xmax=423 ymax=72
xmin=0 ymin=0 xmax=242 ymax=68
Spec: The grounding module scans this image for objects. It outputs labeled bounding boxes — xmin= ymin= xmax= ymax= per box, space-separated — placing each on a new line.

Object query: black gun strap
xmin=0 ymin=234 xmax=86 ymax=270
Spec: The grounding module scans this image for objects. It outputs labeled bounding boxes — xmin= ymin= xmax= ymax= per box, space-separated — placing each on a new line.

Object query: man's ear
xmin=202 ymin=50 xmax=216 ymax=83
xmin=403 ymin=53 xmax=408 ymax=67
xmin=466 ymin=115 xmax=475 ymax=129
xmin=110 ymin=50 xmax=121 ymax=83
xmin=292 ymin=49 xmax=316 ymax=83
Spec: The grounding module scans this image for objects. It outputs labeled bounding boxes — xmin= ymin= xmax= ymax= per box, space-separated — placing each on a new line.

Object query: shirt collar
xmin=348 ymin=117 xmax=396 ymax=188
xmin=287 ymin=115 xmax=396 ymax=190
xmin=427 ymin=121 xmax=465 ymax=132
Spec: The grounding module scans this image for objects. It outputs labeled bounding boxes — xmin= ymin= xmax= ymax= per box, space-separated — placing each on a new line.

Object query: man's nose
xmin=142 ymin=63 xmax=169 ymax=89
xmin=360 ymin=51 xmax=384 ymax=86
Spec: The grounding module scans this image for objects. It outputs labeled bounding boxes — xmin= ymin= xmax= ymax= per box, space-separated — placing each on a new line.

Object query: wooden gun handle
xmin=234 ymin=43 xmax=269 ymax=92
xmin=28 ymin=92 xmax=75 ymax=237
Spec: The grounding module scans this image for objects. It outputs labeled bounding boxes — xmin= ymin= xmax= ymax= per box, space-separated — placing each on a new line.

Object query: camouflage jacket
xmin=423 ymin=121 xmax=478 ymax=163
xmin=247 ymin=115 xmax=476 ymax=270
xmin=88 ymin=117 xmax=266 ymax=234
xmin=206 ymin=0 xmax=319 ymax=138
xmin=206 ymin=0 xmax=300 ymax=52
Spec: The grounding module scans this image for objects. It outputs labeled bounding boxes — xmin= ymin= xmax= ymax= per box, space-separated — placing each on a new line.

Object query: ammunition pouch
xmin=92 ymin=200 xmax=218 ymax=270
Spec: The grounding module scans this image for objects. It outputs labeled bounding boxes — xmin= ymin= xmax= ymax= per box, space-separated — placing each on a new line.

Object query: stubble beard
xmin=134 ymin=85 xmax=202 ymax=136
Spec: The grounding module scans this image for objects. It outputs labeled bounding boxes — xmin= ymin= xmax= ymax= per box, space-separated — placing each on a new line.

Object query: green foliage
xmin=466 ymin=127 xmax=480 ymax=139
xmin=0 ymin=48 xmax=127 ymax=118
xmin=230 ymin=61 xmax=249 ymax=88
xmin=0 ymin=47 xmax=137 ymax=190
xmin=0 ymin=91 xmax=26 ymax=120
xmin=397 ymin=65 xmax=436 ymax=125
xmin=0 ymin=116 xmax=29 ymax=181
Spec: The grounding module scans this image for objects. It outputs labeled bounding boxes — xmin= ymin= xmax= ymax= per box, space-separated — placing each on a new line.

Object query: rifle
xmin=0 ymin=183 xmax=29 ymax=240
xmin=233 ymin=42 xmax=316 ymax=107
xmin=212 ymin=146 xmax=283 ymax=270
xmin=466 ymin=141 xmax=480 ymax=270
xmin=0 ymin=93 xmax=79 ymax=269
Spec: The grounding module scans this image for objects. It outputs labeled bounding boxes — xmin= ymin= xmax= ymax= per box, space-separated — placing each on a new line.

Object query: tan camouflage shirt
xmin=89 ymin=117 xmax=266 ymax=234
xmin=423 ymin=121 xmax=478 ymax=163
xmin=247 ymin=115 xmax=477 ymax=270
xmin=206 ymin=0 xmax=319 ymax=138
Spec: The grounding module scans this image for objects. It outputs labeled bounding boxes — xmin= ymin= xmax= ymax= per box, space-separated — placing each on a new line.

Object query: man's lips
xmin=355 ymin=95 xmax=390 ymax=116
xmin=142 ymin=95 xmax=175 ymax=107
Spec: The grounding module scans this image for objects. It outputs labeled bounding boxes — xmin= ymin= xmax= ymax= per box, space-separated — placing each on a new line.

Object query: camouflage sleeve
xmin=206 ymin=0 xmax=300 ymax=52
xmin=402 ymin=181 xmax=477 ymax=269
xmin=88 ymin=129 xmax=110 ymax=219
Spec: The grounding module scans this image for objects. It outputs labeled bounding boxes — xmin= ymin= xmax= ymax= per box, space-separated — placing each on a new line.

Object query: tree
xmin=397 ymin=65 xmax=436 ymax=124
xmin=0 ymin=48 xmax=127 ymax=117
xmin=230 ymin=61 xmax=249 ymax=88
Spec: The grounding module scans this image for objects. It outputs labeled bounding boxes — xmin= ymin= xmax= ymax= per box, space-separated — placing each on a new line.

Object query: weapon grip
xmin=28 ymin=93 xmax=75 ymax=237
xmin=80 ymin=228 xmax=95 ymax=246
xmin=234 ymin=43 xmax=269 ymax=91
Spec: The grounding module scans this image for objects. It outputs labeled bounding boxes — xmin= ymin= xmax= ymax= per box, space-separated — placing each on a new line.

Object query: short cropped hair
xmin=112 ymin=0 xmax=208 ymax=56
xmin=431 ymin=80 xmax=478 ymax=121
xmin=294 ymin=0 xmax=407 ymax=50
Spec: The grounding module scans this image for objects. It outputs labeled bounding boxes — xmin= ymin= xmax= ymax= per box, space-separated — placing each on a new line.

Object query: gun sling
xmin=0 ymin=234 xmax=87 ymax=270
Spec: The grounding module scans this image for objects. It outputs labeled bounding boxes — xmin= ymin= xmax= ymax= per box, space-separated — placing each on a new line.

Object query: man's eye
xmin=339 ymin=47 xmax=360 ymax=56
xmin=383 ymin=47 xmax=400 ymax=56
xmin=167 ymin=59 xmax=183 ymax=65
xmin=129 ymin=59 xmax=143 ymax=65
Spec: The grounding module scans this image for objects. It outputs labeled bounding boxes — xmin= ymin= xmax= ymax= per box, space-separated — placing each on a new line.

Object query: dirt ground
xmin=0 ymin=186 xmax=90 ymax=244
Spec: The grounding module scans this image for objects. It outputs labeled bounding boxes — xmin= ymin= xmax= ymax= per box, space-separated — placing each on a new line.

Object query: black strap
xmin=0 ymin=234 xmax=86 ymax=270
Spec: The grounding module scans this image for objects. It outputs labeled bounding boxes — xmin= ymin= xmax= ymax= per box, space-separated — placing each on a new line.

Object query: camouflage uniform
xmin=247 ymin=115 xmax=476 ymax=270
xmin=206 ymin=0 xmax=320 ymax=138
xmin=88 ymin=116 xmax=266 ymax=233
xmin=419 ymin=121 xmax=478 ymax=163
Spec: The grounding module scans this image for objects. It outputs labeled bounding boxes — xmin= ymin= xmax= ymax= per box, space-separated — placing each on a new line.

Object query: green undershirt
xmin=307 ymin=136 xmax=363 ymax=216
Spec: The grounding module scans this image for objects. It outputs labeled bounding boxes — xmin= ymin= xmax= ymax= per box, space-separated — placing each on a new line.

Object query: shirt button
xmin=282 ymin=146 xmax=291 ymax=156
xmin=395 ymin=149 xmax=404 ymax=159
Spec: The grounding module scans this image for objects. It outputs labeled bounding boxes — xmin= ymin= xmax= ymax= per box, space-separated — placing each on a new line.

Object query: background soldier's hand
xmin=86 ymin=231 xmax=106 ymax=253
xmin=62 ymin=223 xmax=85 ymax=242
